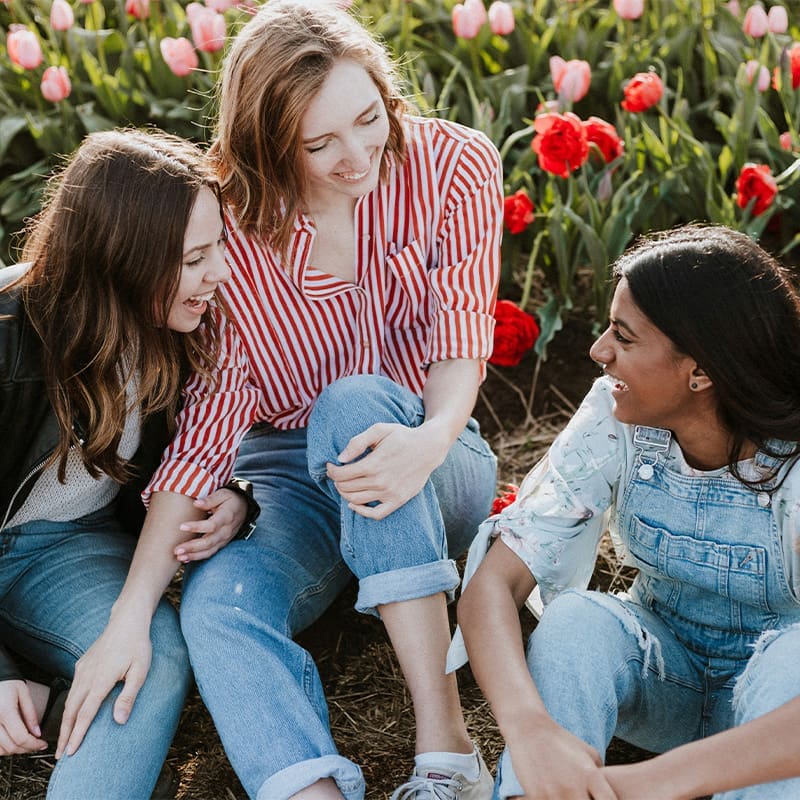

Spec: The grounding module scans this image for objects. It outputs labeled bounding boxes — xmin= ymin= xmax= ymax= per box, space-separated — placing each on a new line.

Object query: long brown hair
xmin=12 ymin=128 xmax=224 ymax=483
xmin=209 ymin=0 xmax=407 ymax=255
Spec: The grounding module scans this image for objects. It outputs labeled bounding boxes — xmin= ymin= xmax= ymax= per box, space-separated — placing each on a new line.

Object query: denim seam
xmin=0 ymin=608 xmax=84 ymax=662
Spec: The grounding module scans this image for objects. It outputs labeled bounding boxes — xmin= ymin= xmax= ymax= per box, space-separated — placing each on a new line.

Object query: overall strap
xmin=632 ymin=425 xmax=671 ymax=480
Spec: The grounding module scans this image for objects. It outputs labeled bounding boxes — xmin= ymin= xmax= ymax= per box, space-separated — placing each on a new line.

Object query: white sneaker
xmin=390 ymin=748 xmax=493 ymax=800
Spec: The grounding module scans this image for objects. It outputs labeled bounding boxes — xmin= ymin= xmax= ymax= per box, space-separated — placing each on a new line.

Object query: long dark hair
xmin=615 ymin=224 xmax=800 ymax=484
xmin=8 ymin=128 xmax=224 ymax=483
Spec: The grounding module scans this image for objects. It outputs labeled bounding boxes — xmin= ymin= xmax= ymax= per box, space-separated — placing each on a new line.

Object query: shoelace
xmin=390 ymin=774 xmax=464 ymax=800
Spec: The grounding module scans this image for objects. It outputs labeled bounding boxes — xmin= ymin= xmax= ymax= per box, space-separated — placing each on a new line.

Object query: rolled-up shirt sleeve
xmin=424 ymin=130 xmax=503 ymax=368
xmin=497 ymin=378 xmax=625 ymax=605
xmin=145 ymin=315 xmax=261 ymax=502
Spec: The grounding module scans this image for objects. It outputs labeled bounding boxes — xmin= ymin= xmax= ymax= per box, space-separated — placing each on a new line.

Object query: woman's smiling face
xmin=589 ymin=278 xmax=698 ymax=429
xmin=300 ymin=59 xmax=390 ymax=208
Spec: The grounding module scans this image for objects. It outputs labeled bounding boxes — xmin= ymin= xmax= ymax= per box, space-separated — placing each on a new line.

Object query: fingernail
xmin=175 ymin=548 xmax=185 ymax=556
xmin=179 ymin=524 xmax=189 ymax=531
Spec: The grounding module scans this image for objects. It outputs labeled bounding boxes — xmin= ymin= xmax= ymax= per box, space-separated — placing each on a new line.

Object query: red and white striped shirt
xmin=147 ymin=116 xmax=503 ymax=499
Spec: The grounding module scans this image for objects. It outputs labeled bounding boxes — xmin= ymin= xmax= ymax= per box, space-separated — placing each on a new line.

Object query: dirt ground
xmin=1 ymin=315 xmax=663 ymax=800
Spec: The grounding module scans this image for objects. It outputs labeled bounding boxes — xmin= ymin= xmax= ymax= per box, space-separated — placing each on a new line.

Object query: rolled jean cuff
xmin=494 ymin=748 xmax=524 ymax=800
xmin=356 ymin=559 xmax=460 ymax=616
xmin=256 ymin=755 xmax=364 ymax=800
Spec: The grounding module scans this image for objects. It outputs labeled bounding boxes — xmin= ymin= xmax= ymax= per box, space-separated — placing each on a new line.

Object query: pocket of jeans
xmin=628 ymin=515 xmax=770 ymax=611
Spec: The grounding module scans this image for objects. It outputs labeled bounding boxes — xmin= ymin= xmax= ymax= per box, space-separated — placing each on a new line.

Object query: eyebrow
xmin=302 ymin=100 xmax=380 ymax=145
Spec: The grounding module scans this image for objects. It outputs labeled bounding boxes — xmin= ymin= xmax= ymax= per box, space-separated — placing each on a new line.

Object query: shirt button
xmin=638 ymin=464 xmax=654 ymax=480
xmin=757 ymin=492 xmax=771 ymax=508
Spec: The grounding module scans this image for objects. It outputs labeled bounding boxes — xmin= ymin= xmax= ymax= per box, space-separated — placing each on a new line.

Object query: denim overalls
xmin=496 ymin=426 xmax=800 ymax=800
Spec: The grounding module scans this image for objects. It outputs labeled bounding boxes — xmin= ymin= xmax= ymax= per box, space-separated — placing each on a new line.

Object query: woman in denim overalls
xmin=457 ymin=225 xmax=800 ymax=799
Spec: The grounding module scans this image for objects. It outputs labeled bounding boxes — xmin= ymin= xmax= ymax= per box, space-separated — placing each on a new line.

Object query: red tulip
xmin=583 ymin=117 xmax=624 ymax=163
xmin=187 ymin=3 xmax=227 ymax=52
xmin=503 ymin=190 xmax=535 ymax=234
xmin=489 ymin=301 xmax=540 ymax=367
xmin=779 ymin=132 xmax=796 ymax=151
xmin=488 ymin=1 xmax=514 ymax=35
xmin=50 ymin=0 xmax=75 ymax=31
xmin=742 ymin=4 xmax=768 ymax=37
xmin=160 ymin=37 xmax=199 ymax=77
xmin=7 ymin=28 xmax=43 ymax=70
xmin=620 ymin=72 xmax=663 ymax=112
xmin=491 ymin=484 xmax=519 ymax=514
xmin=736 ymin=163 xmax=778 ymax=216
xmin=550 ymin=56 xmax=591 ymax=104
xmin=531 ymin=112 xmax=589 ymax=178
xmin=40 ymin=65 xmax=71 ymax=102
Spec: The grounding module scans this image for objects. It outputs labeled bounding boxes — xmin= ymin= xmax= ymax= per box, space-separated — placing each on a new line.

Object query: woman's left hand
xmin=326 ymin=422 xmax=447 ymax=520
xmin=174 ymin=488 xmax=247 ymax=562
xmin=56 ymin=613 xmax=152 ymax=759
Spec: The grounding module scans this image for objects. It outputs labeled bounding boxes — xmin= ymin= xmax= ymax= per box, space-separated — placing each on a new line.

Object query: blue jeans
xmin=180 ymin=374 xmax=497 ymax=800
xmin=0 ymin=507 xmax=190 ymax=800
xmin=494 ymin=591 xmax=800 ymax=799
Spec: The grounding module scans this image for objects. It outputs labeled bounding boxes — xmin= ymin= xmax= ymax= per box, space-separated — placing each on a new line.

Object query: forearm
xmin=421 ymin=358 xmax=481 ymax=456
xmin=620 ymin=695 xmax=800 ymax=799
xmin=110 ymin=491 xmax=202 ymax=622
xmin=458 ymin=543 xmax=547 ymax=736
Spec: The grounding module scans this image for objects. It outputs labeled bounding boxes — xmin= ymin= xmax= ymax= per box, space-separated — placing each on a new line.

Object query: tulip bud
xmin=160 ymin=37 xmax=199 ymax=77
xmin=7 ymin=28 xmax=43 ymax=70
xmin=50 ymin=0 xmax=75 ymax=31
xmin=488 ymin=1 xmax=514 ymax=35
xmin=743 ymin=4 xmax=769 ymax=37
xmin=613 ymin=0 xmax=644 ymax=20
xmin=768 ymin=5 xmax=788 ymax=34
xmin=41 ymin=66 xmax=71 ymax=102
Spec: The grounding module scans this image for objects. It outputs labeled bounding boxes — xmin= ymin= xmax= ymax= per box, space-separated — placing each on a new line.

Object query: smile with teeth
xmin=185 ymin=291 xmax=214 ymax=308
xmin=336 ymin=156 xmax=373 ymax=182
xmin=606 ymin=372 xmax=629 ymax=392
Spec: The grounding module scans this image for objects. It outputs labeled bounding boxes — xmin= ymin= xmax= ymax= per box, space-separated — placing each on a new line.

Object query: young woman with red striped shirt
xmin=145 ymin=2 xmax=503 ymax=798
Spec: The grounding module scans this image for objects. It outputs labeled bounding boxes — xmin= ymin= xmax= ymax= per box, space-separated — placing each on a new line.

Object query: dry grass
xmin=2 ymin=339 xmax=654 ymax=799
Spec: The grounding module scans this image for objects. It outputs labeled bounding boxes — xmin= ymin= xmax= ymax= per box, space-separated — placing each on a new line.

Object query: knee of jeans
xmin=530 ymin=590 xmax=663 ymax=679
xmin=733 ymin=622 xmax=800 ymax=723
xmin=307 ymin=376 xmax=421 ymax=470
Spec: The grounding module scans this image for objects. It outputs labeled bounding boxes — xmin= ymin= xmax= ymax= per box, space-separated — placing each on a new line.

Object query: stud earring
xmin=691 ymin=382 xmax=698 ymax=389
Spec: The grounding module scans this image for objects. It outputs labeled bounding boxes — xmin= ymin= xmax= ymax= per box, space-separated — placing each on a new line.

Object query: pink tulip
xmin=7 ymin=28 xmax=43 ymax=69
xmin=160 ymin=37 xmax=199 ymax=77
xmin=465 ymin=0 xmax=488 ymax=26
xmin=50 ymin=0 xmax=75 ymax=30
xmin=41 ymin=65 xmax=71 ymax=102
xmin=187 ymin=3 xmax=227 ymax=52
xmin=745 ymin=59 xmax=771 ymax=91
xmin=743 ymin=4 xmax=769 ymax=37
xmin=613 ymin=0 xmax=644 ymax=20
xmin=780 ymin=131 xmax=793 ymax=150
xmin=727 ymin=0 xmax=741 ymax=15
xmin=125 ymin=0 xmax=149 ymax=18
xmin=80 ymin=0 xmax=96 ymax=4
xmin=488 ymin=1 xmax=514 ymax=34
xmin=205 ymin=0 xmax=236 ymax=9
xmin=452 ymin=3 xmax=483 ymax=38
xmin=768 ymin=5 xmax=788 ymax=33
xmin=550 ymin=56 xmax=591 ymax=103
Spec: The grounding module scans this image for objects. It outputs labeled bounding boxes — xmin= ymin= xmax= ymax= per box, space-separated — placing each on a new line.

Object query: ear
xmin=689 ymin=365 xmax=713 ymax=392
